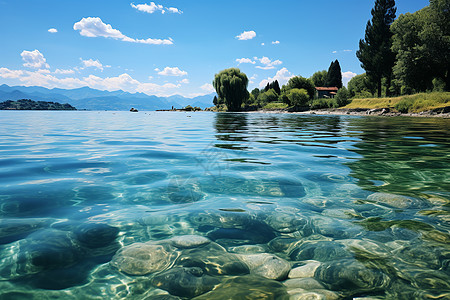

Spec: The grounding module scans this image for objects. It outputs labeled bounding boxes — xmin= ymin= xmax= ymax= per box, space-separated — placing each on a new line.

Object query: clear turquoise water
xmin=0 ymin=111 xmax=449 ymax=299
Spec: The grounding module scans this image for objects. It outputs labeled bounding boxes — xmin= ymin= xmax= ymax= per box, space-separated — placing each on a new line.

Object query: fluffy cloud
xmin=157 ymin=67 xmax=187 ymax=76
xmin=167 ymin=7 xmax=182 ymax=14
xmin=0 ymin=67 xmax=24 ymax=78
xmin=333 ymin=49 xmax=352 ymax=54
xmin=200 ymin=83 xmax=215 ymax=93
xmin=180 ymin=78 xmax=189 ymax=84
xmin=21 ymin=50 xmax=50 ymax=69
xmin=342 ymin=71 xmax=357 ymax=87
xmin=131 ymin=2 xmax=183 ymax=14
xmin=54 ymin=69 xmax=75 ymax=75
xmin=236 ymin=58 xmax=256 ymax=65
xmin=73 ymin=17 xmax=173 ymax=45
xmin=255 ymin=56 xmax=282 ymax=70
xmin=259 ymin=68 xmax=294 ymax=88
xmin=272 ymin=41 xmax=280 ymax=45
xmin=236 ymin=30 xmax=256 ymax=41
xmin=48 ymin=28 xmax=58 ymax=33
xmin=81 ymin=58 xmax=104 ymax=71
xmin=0 ymin=67 xmax=185 ymax=96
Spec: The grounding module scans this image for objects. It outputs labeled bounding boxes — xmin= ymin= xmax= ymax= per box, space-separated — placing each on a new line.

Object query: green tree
xmin=357 ymin=0 xmax=397 ymax=97
xmin=213 ymin=68 xmax=249 ymax=112
xmin=257 ymin=89 xmax=279 ymax=105
xmin=283 ymin=76 xmax=316 ymax=99
xmin=213 ymin=95 xmax=218 ymax=106
xmin=311 ymin=70 xmax=328 ymax=87
xmin=335 ymin=87 xmax=350 ymax=107
xmin=287 ymin=88 xmax=309 ymax=107
xmin=325 ymin=60 xmax=343 ymax=88
xmin=391 ymin=3 xmax=450 ymax=92
xmin=251 ymin=88 xmax=260 ymax=100
xmin=347 ymin=73 xmax=375 ymax=98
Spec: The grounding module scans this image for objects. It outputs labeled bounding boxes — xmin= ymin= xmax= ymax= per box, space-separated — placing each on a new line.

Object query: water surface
xmin=0 ymin=111 xmax=449 ymax=299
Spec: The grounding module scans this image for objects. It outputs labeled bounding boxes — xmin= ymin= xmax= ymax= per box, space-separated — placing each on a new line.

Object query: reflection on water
xmin=0 ymin=111 xmax=449 ymax=299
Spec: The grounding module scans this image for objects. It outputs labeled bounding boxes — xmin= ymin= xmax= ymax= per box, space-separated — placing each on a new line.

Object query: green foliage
xmin=251 ymin=88 xmax=260 ymax=99
xmin=213 ymin=95 xmax=218 ymax=106
xmin=0 ymin=99 xmax=76 ymax=110
xmin=264 ymin=81 xmax=281 ymax=95
xmin=325 ymin=60 xmax=343 ymax=88
xmin=287 ymin=88 xmax=309 ymax=107
xmin=310 ymin=70 xmax=328 ymax=87
xmin=357 ymin=0 xmax=397 ymax=97
xmin=262 ymin=102 xmax=288 ymax=110
xmin=433 ymin=78 xmax=446 ymax=92
xmin=283 ymin=76 xmax=315 ymax=99
xmin=394 ymin=92 xmax=450 ymax=113
xmin=335 ymin=87 xmax=350 ymax=107
xmin=213 ymin=68 xmax=249 ymax=112
xmin=348 ymin=73 xmax=375 ymax=98
xmin=310 ymin=98 xmax=338 ymax=109
xmin=391 ymin=4 xmax=450 ymax=92
xmin=258 ymin=89 xmax=279 ymax=105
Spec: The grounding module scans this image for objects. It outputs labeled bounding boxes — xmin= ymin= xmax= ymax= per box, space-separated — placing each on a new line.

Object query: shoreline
xmin=247 ymin=107 xmax=450 ymax=118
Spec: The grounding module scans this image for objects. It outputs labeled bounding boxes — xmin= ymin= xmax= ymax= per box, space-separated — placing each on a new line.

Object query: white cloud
xmin=236 ymin=30 xmax=256 ymax=41
xmin=332 ymin=51 xmax=337 ymax=54
xmin=0 ymin=67 xmax=185 ymax=96
xmin=73 ymin=17 xmax=173 ymax=45
xmin=0 ymin=67 xmax=24 ymax=78
xmin=236 ymin=58 xmax=256 ymax=65
xmin=180 ymin=78 xmax=189 ymax=84
xmin=131 ymin=2 xmax=182 ymax=14
xmin=342 ymin=71 xmax=357 ymax=87
xmin=200 ymin=83 xmax=215 ymax=93
xmin=272 ymin=40 xmax=280 ymax=45
xmin=261 ymin=43 xmax=265 ymax=46
xmin=48 ymin=28 xmax=58 ymax=33
xmin=259 ymin=68 xmax=294 ymax=88
xmin=131 ymin=2 xmax=164 ymax=14
xmin=54 ymin=69 xmax=75 ymax=75
xmin=333 ymin=49 xmax=353 ymax=54
xmin=157 ymin=67 xmax=187 ymax=76
xmin=167 ymin=7 xmax=182 ymax=14
xmin=254 ymin=56 xmax=282 ymax=70
xmin=343 ymin=49 xmax=352 ymax=52
xmin=81 ymin=58 xmax=104 ymax=71
xmin=21 ymin=50 xmax=50 ymax=69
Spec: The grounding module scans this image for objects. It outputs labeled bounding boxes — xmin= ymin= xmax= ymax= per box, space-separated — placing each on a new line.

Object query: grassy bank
xmin=343 ymin=92 xmax=450 ymax=113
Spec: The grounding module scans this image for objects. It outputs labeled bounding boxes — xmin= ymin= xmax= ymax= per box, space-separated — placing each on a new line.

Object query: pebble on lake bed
xmin=110 ymin=242 xmax=178 ymax=275
xmin=169 ymin=235 xmax=210 ymax=249
xmin=238 ymin=253 xmax=291 ymax=280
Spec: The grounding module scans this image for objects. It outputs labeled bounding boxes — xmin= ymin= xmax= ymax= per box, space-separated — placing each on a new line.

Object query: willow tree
xmin=213 ymin=68 xmax=249 ymax=112
xmin=357 ymin=0 xmax=397 ymax=97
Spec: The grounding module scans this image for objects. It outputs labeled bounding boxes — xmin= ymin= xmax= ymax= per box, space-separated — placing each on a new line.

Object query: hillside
xmin=0 ymin=99 xmax=76 ymax=110
xmin=0 ymin=84 xmax=215 ymax=111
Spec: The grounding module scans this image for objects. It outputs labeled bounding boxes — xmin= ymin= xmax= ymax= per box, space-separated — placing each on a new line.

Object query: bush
xmin=262 ymin=102 xmax=288 ymax=110
xmin=287 ymin=88 xmax=309 ymax=107
xmin=335 ymin=87 xmax=350 ymax=107
xmin=310 ymin=98 xmax=338 ymax=109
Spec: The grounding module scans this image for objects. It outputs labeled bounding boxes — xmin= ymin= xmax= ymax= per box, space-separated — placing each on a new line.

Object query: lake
xmin=0 ymin=111 xmax=449 ymax=299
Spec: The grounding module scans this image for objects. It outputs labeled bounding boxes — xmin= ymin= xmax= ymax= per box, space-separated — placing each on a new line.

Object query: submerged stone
xmin=152 ymin=267 xmax=219 ymax=298
xmin=289 ymin=261 xmax=322 ymax=279
xmin=74 ymin=223 xmax=119 ymax=248
xmin=290 ymin=241 xmax=353 ymax=262
xmin=176 ymin=242 xmax=249 ymax=276
xmin=314 ymin=259 xmax=390 ymax=294
xmin=207 ymin=221 xmax=276 ymax=246
xmin=366 ymin=193 xmax=421 ymax=209
xmin=238 ymin=253 xmax=291 ymax=280
xmin=111 ymin=242 xmax=178 ymax=275
xmin=265 ymin=211 xmax=309 ymax=233
xmin=228 ymin=244 xmax=266 ymax=254
xmin=192 ymin=275 xmax=290 ymax=300
xmin=169 ymin=235 xmax=210 ymax=249
xmin=284 ymin=278 xmax=325 ymax=290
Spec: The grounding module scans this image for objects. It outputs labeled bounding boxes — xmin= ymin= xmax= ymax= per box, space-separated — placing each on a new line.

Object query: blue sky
xmin=0 ymin=0 xmax=429 ymax=97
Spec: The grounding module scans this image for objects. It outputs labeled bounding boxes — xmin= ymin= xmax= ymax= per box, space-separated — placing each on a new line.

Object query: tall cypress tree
xmin=326 ymin=60 xmax=343 ymax=88
xmin=357 ymin=0 xmax=396 ymax=97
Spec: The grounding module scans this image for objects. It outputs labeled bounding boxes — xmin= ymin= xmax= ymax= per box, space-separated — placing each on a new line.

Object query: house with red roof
xmin=315 ymin=87 xmax=339 ymax=99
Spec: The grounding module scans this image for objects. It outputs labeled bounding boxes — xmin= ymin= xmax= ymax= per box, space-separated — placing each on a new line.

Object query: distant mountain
xmin=0 ymin=84 xmax=215 ymax=111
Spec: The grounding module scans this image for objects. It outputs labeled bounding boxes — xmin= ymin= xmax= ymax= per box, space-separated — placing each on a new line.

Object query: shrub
xmin=287 ymin=88 xmax=309 ymax=107
xmin=310 ymin=98 xmax=338 ymax=109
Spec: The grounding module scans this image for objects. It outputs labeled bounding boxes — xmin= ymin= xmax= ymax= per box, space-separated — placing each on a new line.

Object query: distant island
xmin=0 ymin=99 xmax=76 ymax=110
